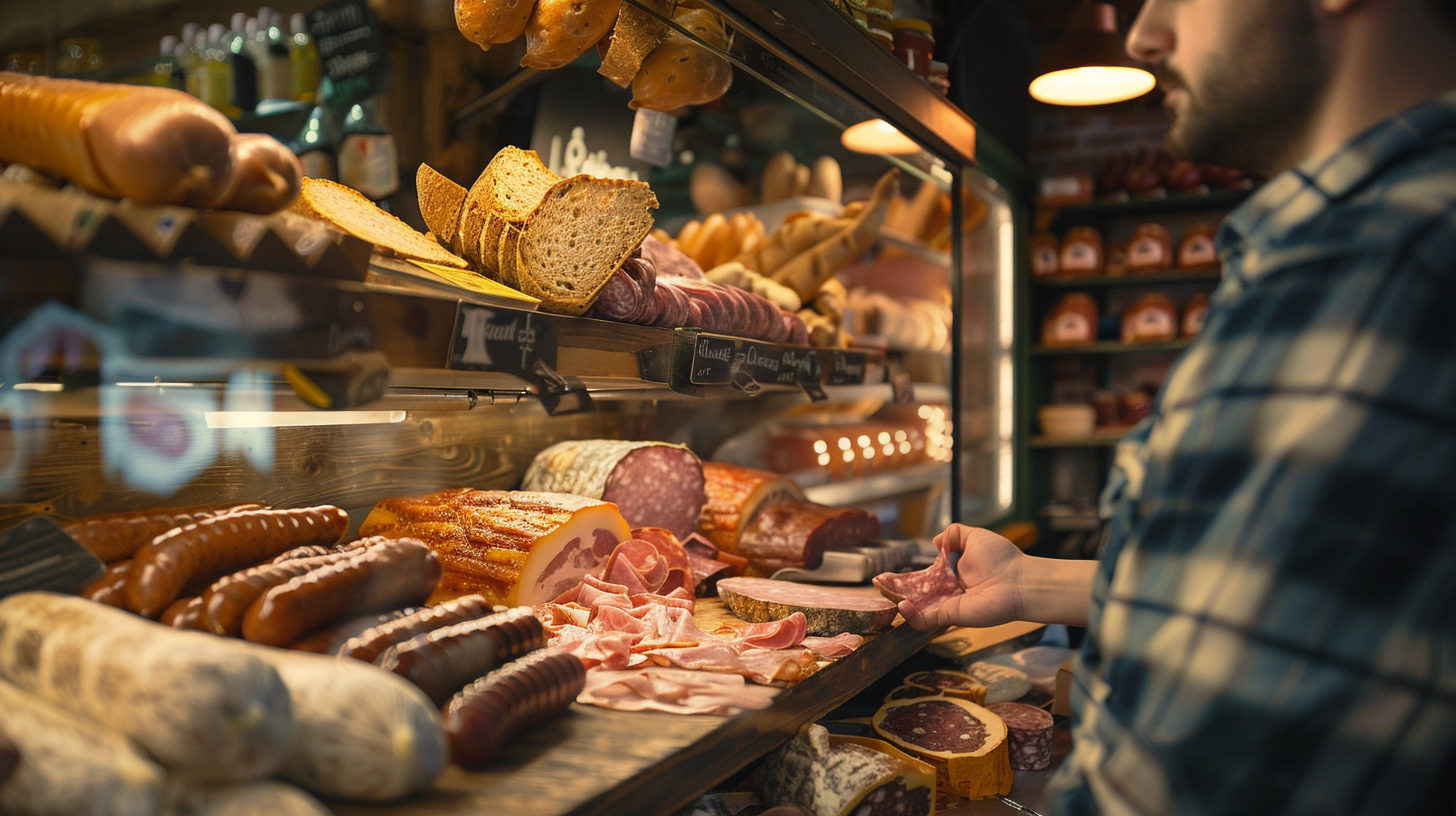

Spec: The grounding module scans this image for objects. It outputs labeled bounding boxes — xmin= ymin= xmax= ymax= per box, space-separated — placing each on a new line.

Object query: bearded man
xmin=899 ymin=1 xmax=1456 ymax=813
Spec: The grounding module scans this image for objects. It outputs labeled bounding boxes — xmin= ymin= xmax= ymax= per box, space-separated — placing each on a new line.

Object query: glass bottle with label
xmin=227 ymin=13 xmax=259 ymax=113
xmin=203 ymin=25 xmax=239 ymax=117
xmin=290 ymin=13 xmax=320 ymax=103
xmin=262 ymin=10 xmax=294 ymax=102
xmin=156 ymin=35 xmax=181 ymax=88
xmin=337 ymin=98 xmax=398 ymax=201
xmin=180 ymin=23 xmax=204 ymax=98
xmin=290 ymin=104 xmax=338 ymax=181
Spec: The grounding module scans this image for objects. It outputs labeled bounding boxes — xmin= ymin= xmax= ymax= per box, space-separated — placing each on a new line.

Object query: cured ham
xmin=873 ymin=548 xmax=960 ymax=608
xmin=730 ymin=612 xmax=807 ymax=650
xmin=681 ymin=533 xmax=744 ymax=595
xmin=577 ymin=667 xmax=780 ymax=715
xmin=631 ymin=528 xmax=694 ymax=595
xmin=549 ymin=630 xmax=634 ymax=670
xmin=601 ymin=530 xmax=693 ymax=597
xmin=801 ymin=633 xmax=864 ymax=659
xmin=359 ymin=489 xmax=632 ymax=605
xmin=646 ymin=642 xmax=817 ymax=685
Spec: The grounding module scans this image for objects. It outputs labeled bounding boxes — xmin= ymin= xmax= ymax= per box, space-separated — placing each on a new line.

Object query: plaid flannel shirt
xmin=1049 ymin=91 xmax=1456 ymax=816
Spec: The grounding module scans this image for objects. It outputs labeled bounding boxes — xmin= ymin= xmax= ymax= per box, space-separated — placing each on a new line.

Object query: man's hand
xmin=898 ymin=525 xmax=1025 ymax=631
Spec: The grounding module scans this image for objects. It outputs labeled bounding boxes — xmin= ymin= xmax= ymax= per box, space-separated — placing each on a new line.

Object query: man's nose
xmin=1126 ymin=0 xmax=1174 ymax=64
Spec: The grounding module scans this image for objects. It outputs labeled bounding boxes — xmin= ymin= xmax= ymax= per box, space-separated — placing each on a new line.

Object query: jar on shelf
xmin=1120 ymin=390 xmax=1154 ymax=425
xmin=1178 ymin=223 xmax=1218 ymax=268
xmin=1059 ymin=226 xmax=1104 ymax=277
xmin=1030 ymin=233 xmax=1060 ymax=278
xmin=1042 ymin=292 xmax=1099 ymax=346
xmin=1182 ymin=293 xmax=1210 ymax=337
xmin=889 ymin=18 xmax=935 ymax=77
xmin=1092 ymin=391 xmax=1121 ymax=427
xmin=867 ymin=27 xmax=895 ymax=51
xmin=1127 ymin=223 xmax=1173 ymax=273
xmin=927 ymin=60 xmax=950 ymax=95
xmin=1121 ymin=293 xmax=1179 ymax=343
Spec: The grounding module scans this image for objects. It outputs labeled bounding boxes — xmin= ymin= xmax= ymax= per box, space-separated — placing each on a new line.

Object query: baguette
xmin=0 ymin=72 xmax=237 ymax=208
xmin=760 ymin=152 xmax=798 ymax=204
xmin=734 ymin=210 xmax=849 ymax=276
xmin=772 ymin=168 xmax=899 ymax=301
xmin=630 ymin=8 xmax=733 ymax=111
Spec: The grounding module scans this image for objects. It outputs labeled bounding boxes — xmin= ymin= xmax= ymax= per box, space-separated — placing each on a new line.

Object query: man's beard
xmin=1161 ymin=2 xmax=1327 ymax=176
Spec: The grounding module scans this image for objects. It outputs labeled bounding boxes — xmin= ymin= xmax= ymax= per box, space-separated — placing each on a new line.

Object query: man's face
xmin=1126 ymin=0 xmax=1329 ymax=175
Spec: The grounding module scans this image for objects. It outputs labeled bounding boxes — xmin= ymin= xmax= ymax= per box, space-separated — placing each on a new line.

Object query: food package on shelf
xmin=1121 ymin=292 xmax=1178 ymax=343
xmin=1126 ymin=223 xmax=1172 ymax=273
xmin=1041 ymin=292 xmax=1098 ymax=346
xmin=1178 ymin=222 xmax=1218 ymax=268
xmin=1058 ymin=226 xmax=1103 ymax=277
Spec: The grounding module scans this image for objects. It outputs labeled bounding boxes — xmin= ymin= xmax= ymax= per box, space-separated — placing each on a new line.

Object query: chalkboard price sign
xmin=448 ymin=304 xmax=593 ymax=415
xmin=308 ymin=0 xmax=388 ymax=108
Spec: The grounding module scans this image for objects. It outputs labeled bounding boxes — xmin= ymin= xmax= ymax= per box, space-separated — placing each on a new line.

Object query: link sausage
xmin=126 ymin=506 xmax=348 ymax=618
xmin=79 ymin=560 xmax=132 ymax=608
xmin=242 ymin=538 xmax=440 ymax=647
xmin=285 ymin=608 xmax=420 ymax=653
xmin=159 ymin=595 xmax=207 ymax=629
xmin=444 ymin=650 xmax=586 ymax=768
xmin=201 ymin=548 xmax=366 ymax=636
xmin=63 ymin=503 xmax=261 ymax=562
xmin=339 ymin=594 xmax=495 ymax=664
xmin=378 ymin=608 xmax=545 ymax=706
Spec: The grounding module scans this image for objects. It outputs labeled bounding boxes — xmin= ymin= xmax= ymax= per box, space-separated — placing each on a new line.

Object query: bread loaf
xmin=772 ymin=168 xmax=899 ymax=301
xmin=416 ymin=163 xmax=468 ymax=254
xmin=523 ymin=0 xmax=623 ymax=70
xmin=760 ymin=152 xmax=798 ymax=204
xmin=457 ymin=146 xmax=559 ymax=271
xmin=455 ymin=0 xmax=535 ymax=50
xmin=630 ymin=8 xmax=733 ymax=111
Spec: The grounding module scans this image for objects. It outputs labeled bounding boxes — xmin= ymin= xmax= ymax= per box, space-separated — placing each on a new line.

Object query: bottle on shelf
xmin=290 ymin=104 xmax=338 ymax=181
xmin=180 ymin=23 xmax=204 ymax=98
xmin=156 ymin=35 xmax=181 ymax=88
xmin=337 ymin=98 xmax=399 ymax=202
xmin=257 ymin=8 xmax=294 ymax=103
xmin=290 ymin=13 xmax=320 ymax=103
xmin=201 ymin=24 xmax=239 ymax=117
xmin=227 ymin=13 xmax=259 ymax=114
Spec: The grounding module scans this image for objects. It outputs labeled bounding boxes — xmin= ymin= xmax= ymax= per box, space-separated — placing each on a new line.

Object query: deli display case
xmin=0 ymin=0 xmax=1026 ymax=813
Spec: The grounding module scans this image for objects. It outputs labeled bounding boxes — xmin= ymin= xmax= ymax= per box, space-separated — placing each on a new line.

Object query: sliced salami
xmin=641 ymin=234 xmax=704 ymax=279
xmin=590 ymin=267 xmax=643 ymax=321
xmin=986 ymin=702 xmax=1054 ymax=771
xmin=521 ymin=440 xmax=706 ymax=539
xmin=873 ymin=548 xmax=960 ymax=608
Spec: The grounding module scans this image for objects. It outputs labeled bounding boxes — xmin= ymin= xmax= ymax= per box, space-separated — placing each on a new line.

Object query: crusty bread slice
xmin=513 ymin=176 xmax=659 ymax=314
xmin=290 ymin=177 xmax=469 ymax=268
xmin=494 ymin=222 xmax=523 ymax=289
xmin=598 ymin=0 xmax=676 ymax=87
xmin=457 ymin=146 xmax=559 ymax=271
xmin=416 ymin=163 xmax=467 ymax=254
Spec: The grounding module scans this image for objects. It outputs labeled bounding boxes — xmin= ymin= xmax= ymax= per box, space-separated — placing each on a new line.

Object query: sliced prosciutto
xmin=602 ymin=530 xmax=693 ymax=596
xmin=577 ymin=667 xmax=780 ymax=715
xmin=873 ymin=548 xmax=961 ymax=608
xmin=730 ymin=612 xmax=807 ymax=650
xmin=801 ymin=633 xmax=865 ymax=658
xmin=549 ymin=630 xmax=634 ymax=670
xmin=681 ymin=532 xmax=745 ymax=595
xmin=646 ymin=641 xmax=817 ymax=685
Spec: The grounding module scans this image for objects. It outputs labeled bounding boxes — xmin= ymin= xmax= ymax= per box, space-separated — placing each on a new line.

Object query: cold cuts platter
xmin=334 ymin=594 xmax=943 ymax=816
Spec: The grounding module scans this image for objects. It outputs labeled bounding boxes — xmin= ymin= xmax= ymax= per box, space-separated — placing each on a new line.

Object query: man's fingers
xmin=898 ymin=598 xmax=949 ymax=631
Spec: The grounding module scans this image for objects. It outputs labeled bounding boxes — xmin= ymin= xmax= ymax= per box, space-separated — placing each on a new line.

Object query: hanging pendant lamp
xmin=1029 ymin=1 xmax=1154 ymax=106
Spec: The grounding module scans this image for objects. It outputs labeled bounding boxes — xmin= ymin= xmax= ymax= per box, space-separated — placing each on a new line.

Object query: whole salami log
xmin=444 ymin=650 xmax=586 ymax=768
xmin=737 ymin=500 xmax=880 ymax=573
xmin=590 ymin=265 xmax=646 ymax=322
xmin=339 ymin=594 xmax=497 ymax=663
xmin=986 ymin=702 xmax=1054 ymax=771
xmin=716 ymin=577 xmax=897 ymax=636
xmin=242 ymin=538 xmax=441 ymax=646
xmin=378 ymin=608 xmax=546 ymax=706
xmin=125 ymin=506 xmax=347 ymax=618
xmin=521 ymin=440 xmax=706 ymax=540
xmin=63 ymin=502 xmax=262 ymax=562
xmin=699 ymin=463 xmax=804 ymax=552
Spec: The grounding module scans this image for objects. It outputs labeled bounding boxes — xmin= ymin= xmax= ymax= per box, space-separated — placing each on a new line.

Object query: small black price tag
xmin=889 ymin=366 xmax=916 ymax=405
xmin=689 ymin=335 xmax=737 ymax=385
xmin=448 ymin=304 xmax=592 ymax=414
xmin=308 ymin=0 xmax=389 ymax=108
xmin=825 ymin=351 xmax=869 ymax=386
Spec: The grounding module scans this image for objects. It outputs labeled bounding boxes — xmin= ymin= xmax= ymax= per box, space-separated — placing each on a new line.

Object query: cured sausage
xmin=444 ymin=650 xmax=586 ymax=768
xmin=201 ymin=548 xmax=367 ymax=637
xmin=338 ymin=594 xmax=496 ymax=664
xmin=63 ymin=503 xmax=261 ymax=562
xmin=378 ymin=608 xmax=545 ymax=705
xmin=242 ymin=537 xmax=440 ymax=646
xmin=521 ymin=440 xmax=706 ymax=540
xmin=80 ymin=559 xmax=132 ymax=608
xmin=125 ymin=506 xmax=347 ymax=619
xmin=284 ymin=608 xmax=419 ymax=654
xmin=159 ymin=595 xmax=207 ymax=629
xmin=736 ymin=500 xmax=880 ymax=573
xmin=986 ymin=702 xmax=1054 ymax=771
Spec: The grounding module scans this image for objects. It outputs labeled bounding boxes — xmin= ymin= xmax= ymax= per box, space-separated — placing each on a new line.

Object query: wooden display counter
xmin=338 ymin=597 xmax=1035 ymax=816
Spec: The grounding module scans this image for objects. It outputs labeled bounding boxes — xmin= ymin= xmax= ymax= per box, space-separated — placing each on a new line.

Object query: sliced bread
xmin=457 ymin=146 xmax=559 ymax=271
xmin=290 ymin=177 xmax=469 ymax=269
xmin=416 ymin=163 xmax=467 ymax=254
xmin=513 ymin=176 xmax=658 ymax=315
xmin=493 ymin=222 xmax=524 ymax=289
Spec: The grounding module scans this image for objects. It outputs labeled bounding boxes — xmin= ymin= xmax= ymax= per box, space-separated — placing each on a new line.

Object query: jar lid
xmin=929 ymin=60 xmax=948 ymax=70
xmin=888 ymin=18 xmax=934 ymax=34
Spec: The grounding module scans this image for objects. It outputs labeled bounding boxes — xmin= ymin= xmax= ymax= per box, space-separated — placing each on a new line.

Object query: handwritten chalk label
xmin=448 ymin=303 xmax=592 ymax=414
xmin=825 ymin=351 xmax=869 ymax=386
xmin=690 ymin=335 xmax=737 ymax=384
xmin=308 ymin=0 xmax=387 ymax=108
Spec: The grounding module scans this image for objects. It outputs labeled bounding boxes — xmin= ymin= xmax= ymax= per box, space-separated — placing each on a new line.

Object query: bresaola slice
xmin=873 ymin=548 xmax=960 ymax=608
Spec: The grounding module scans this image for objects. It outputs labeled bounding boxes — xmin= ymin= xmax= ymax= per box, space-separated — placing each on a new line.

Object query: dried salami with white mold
xmin=987 ymin=702 xmax=1054 ymax=771
xmin=521 ymin=440 xmax=706 ymax=540
xmin=753 ymin=723 xmax=935 ymax=816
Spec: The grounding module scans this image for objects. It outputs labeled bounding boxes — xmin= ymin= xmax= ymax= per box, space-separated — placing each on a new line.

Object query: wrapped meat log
xmin=359 ymin=489 xmax=633 ymax=605
xmin=698 ymin=462 xmax=804 ymax=552
xmin=737 ymin=500 xmax=880 ymax=574
xmin=521 ymin=440 xmax=706 ymax=540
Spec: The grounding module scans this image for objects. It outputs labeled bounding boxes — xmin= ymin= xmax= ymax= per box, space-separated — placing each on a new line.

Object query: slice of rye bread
xmin=290 ymin=178 xmax=469 ymax=269
xmin=493 ymin=222 xmax=524 ymax=289
xmin=598 ymin=0 xmax=676 ymax=87
xmin=512 ymin=175 xmax=659 ymax=315
xmin=457 ymin=146 xmax=559 ymax=271
xmin=416 ymin=164 xmax=468 ymax=254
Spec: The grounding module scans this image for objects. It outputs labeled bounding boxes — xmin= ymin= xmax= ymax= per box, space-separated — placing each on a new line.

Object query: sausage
xmin=271 ymin=543 xmax=348 ymax=563
xmin=125 ymin=506 xmax=348 ymax=619
xmin=339 ymin=594 xmax=496 ymax=664
xmin=0 ymin=73 xmax=239 ymax=207
xmin=242 ymin=538 xmax=440 ymax=647
xmin=222 ymin=133 xmax=302 ymax=214
xmin=285 ymin=608 xmax=420 ymax=654
xmin=201 ymin=548 xmax=367 ymax=637
xmin=378 ymin=608 xmax=545 ymax=706
xmin=63 ymin=503 xmax=262 ymax=562
xmin=444 ymin=650 xmax=585 ymax=768
xmin=79 ymin=560 xmax=132 ymax=608
xmin=159 ymin=596 xmax=207 ymax=629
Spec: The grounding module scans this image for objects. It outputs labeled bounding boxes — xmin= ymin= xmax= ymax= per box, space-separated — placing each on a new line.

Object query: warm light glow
xmin=204 ymin=410 xmax=407 ymax=428
xmin=1029 ymin=66 xmax=1154 ymax=106
xmin=813 ymin=440 xmax=828 ymax=453
xmin=841 ymin=119 xmax=922 ymax=155
xmin=838 ymin=437 xmax=852 ymax=450
xmin=857 ymin=435 xmax=872 ymax=448
xmin=12 ymin=383 xmax=62 ymax=392
xmin=817 ymin=453 xmax=831 ymax=466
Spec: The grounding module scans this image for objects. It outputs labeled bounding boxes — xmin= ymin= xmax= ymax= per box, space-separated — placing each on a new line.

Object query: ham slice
xmin=630 ymin=591 xmax=694 ymax=612
xmin=801 ymin=633 xmax=865 ymax=658
xmin=631 ymin=528 xmax=694 ymax=595
xmin=646 ymin=642 xmax=817 ymax=685
xmin=681 ymin=532 xmax=744 ymax=595
xmin=732 ymin=612 xmax=807 ymax=650
xmin=627 ymin=603 xmax=713 ymax=649
xmin=534 ymin=602 xmax=591 ymax=632
xmin=550 ymin=631 xmax=634 ymax=670
xmin=577 ymin=667 xmax=780 ymax=715
xmin=873 ymin=548 xmax=960 ymax=608
xmin=605 ymin=538 xmax=668 ymax=593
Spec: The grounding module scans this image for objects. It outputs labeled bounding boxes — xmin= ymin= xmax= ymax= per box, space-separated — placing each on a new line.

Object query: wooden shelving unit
xmin=1031 ymin=340 xmax=1193 ymax=356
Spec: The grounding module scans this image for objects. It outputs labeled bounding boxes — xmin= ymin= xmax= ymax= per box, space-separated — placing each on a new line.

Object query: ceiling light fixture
xmin=841 ymin=118 xmax=923 ymax=155
xmin=1029 ymin=1 xmax=1154 ymax=106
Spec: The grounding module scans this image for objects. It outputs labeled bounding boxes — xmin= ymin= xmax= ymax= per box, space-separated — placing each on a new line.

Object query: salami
xmin=716 ymin=577 xmax=897 ymax=636
xmin=987 ymin=702 xmax=1054 ymax=771
xmin=590 ymin=266 xmax=644 ymax=321
xmin=521 ymin=440 xmax=706 ymax=539
xmin=873 ymin=548 xmax=959 ymax=608
xmin=871 ymin=697 xmax=1013 ymax=800
xmin=641 ymin=234 xmax=704 ymax=279
xmin=737 ymin=500 xmax=880 ymax=573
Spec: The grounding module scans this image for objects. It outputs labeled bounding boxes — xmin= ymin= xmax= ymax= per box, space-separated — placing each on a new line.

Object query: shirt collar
xmin=1218 ymin=88 xmax=1456 ymax=253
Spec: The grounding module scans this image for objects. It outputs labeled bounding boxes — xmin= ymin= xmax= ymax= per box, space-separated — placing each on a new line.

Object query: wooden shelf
xmin=335 ymin=596 xmax=952 ymax=816
xmin=1031 ymin=428 xmax=1132 ymax=448
xmin=1031 ymin=340 xmax=1192 ymax=356
xmin=1049 ymin=188 xmax=1253 ymax=222
xmin=1033 ymin=266 xmax=1223 ymax=288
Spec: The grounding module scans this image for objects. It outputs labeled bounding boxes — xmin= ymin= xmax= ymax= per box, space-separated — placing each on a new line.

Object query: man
xmin=899 ymin=1 xmax=1456 ymax=813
